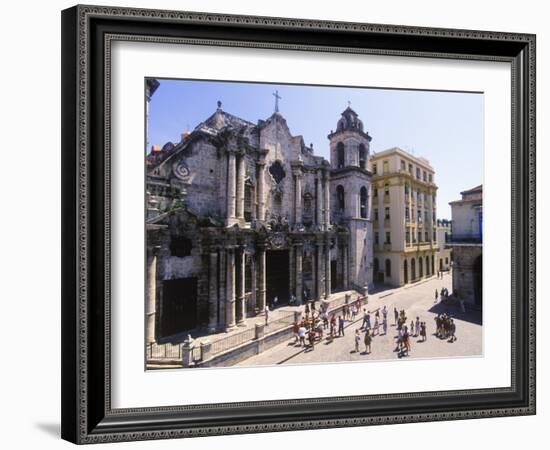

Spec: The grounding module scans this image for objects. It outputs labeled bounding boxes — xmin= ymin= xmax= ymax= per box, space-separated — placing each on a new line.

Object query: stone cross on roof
xmin=273 ymin=90 xmax=282 ymax=113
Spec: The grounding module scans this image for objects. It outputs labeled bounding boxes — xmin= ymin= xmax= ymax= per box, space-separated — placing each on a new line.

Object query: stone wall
xmin=451 ymin=245 xmax=482 ymax=304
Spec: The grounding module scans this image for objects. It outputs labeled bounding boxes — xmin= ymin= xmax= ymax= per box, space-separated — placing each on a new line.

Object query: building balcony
xmin=383 ymin=243 xmax=392 ymax=252
xmin=384 ymin=219 xmax=391 ymax=228
xmin=383 ymin=195 xmax=391 ymax=204
xmin=416 ymin=242 xmax=433 ymax=251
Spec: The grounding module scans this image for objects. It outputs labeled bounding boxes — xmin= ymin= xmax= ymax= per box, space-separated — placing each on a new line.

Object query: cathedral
xmin=145 ymin=93 xmax=374 ymax=342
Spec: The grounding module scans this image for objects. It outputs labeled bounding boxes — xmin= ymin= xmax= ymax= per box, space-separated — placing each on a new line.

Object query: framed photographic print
xmin=61 ymin=4 xmax=536 ymax=444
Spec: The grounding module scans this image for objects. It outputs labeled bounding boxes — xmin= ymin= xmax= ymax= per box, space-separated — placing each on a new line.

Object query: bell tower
xmin=329 ymin=106 xmax=374 ymax=293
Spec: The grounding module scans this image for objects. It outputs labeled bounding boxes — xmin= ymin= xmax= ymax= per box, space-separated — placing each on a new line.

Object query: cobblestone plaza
xmin=238 ymin=272 xmax=482 ymax=367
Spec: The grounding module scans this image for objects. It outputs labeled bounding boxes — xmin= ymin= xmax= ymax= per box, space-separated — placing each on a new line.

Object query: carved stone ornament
xmin=270 ymin=232 xmax=286 ymax=249
xmin=173 ymin=160 xmax=191 ymax=182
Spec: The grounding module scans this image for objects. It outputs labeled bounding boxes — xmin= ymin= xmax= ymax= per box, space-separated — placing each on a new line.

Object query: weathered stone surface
xmin=145 ymin=105 xmax=372 ymax=343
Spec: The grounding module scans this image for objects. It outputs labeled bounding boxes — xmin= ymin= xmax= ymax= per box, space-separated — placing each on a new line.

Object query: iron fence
xmin=210 ymin=327 xmax=256 ymax=356
xmin=266 ymin=311 xmax=295 ymax=331
xmin=147 ymin=342 xmax=182 ymax=360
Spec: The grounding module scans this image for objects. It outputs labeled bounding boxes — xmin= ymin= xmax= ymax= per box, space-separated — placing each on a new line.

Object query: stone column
xmin=226 ymin=151 xmax=237 ymax=225
xmin=257 ymin=244 xmax=267 ymax=314
xmin=316 ymin=174 xmax=323 ymax=228
xmin=256 ymin=160 xmax=266 ymax=221
xmin=208 ymin=250 xmax=219 ymax=332
xmin=295 ymin=243 xmax=303 ymax=305
xmin=249 ymin=255 xmax=256 ymax=314
xmin=316 ymin=241 xmax=324 ymax=300
xmin=236 ymin=154 xmax=245 ymax=221
xmin=145 ymin=246 xmax=158 ymax=344
xmin=289 ymin=245 xmax=295 ymax=297
xmin=343 ymin=244 xmax=349 ymax=290
xmin=218 ymin=246 xmax=226 ymax=328
xmin=293 ymin=168 xmax=302 ymax=226
xmin=237 ymin=246 xmax=246 ymax=326
xmin=325 ymin=240 xmax=331 ymax=299
xmin=225 ymin=247 xmax=236 ymax=330
xmin=323 ymin=171 xmax=331 ymax=230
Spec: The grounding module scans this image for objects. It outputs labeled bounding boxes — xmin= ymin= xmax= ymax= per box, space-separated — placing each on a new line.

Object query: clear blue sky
xmin=147 ymin=79 xmax=483 ymax=219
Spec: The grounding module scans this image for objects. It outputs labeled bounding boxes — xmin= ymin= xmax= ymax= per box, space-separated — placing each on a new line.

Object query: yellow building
xmin=370 ymin=147 xmax=438 ymax=287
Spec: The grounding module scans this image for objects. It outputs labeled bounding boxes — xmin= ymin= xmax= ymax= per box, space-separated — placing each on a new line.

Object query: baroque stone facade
xmin=145 ymin=101 xmax=373 ymax=342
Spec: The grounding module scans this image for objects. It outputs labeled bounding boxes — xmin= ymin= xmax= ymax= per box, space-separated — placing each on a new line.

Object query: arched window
xmin=373 ymin=257 xmax=379 ymax=275
xmin=411 ymin=258 xmax=416 ymax=280
xmin=403 ymin=259 xmax=409 ymax=284
xmin=337 ymin=142 xmax=345 ymax=168
xmin=360 ymin=186 xmax=368 ymax=218
xmin=385 ymin=259 xmax=391 ymax=277
xmin=358 ymin=144 xmax=367 ymax=169
xmin=336 ymin=185 xmax=345 ymax=212
xmin=419 ymin=257 xmax=424 ymax=277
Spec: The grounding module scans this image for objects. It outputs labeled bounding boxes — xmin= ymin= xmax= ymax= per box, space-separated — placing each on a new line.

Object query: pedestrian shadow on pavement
xmin=428 ymin=302 xmax=482 ymax=326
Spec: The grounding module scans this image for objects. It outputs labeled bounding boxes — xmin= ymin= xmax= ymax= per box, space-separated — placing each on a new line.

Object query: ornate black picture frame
xmin=61 ymin=4 xmax=536 ymax=444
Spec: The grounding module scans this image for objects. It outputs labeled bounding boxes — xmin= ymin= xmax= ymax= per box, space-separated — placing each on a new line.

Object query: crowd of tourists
xmin=434 ymin=313 xmax=457 ymax=342
xmin=288 ymin=284 xmax=459 ymax=357
xmin=291 ymin=296 xmax=368 ymax=350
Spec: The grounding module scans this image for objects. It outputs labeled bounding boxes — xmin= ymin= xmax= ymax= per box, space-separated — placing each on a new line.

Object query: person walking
xmin=394 ymin=307 xmax=399 ymax=326
xmin=351 ymin=304 xmax=358 ymax=321
xmin=434 ymin=314 xmax=441 ymax=338
xmin=361 ymin=309 xmax=369 ymax=330
xmin=364 ymin=329 xmax=372 ymax=354
xmin=382 ymin=305 xmax=388 ymax=321
xmin=298 ymin=324 xmax=306 ymax=347
xmin=434 ymin=289 xmax=439 ymax=303
xmin=354 ymin=329 xmax=361 ymax=353
xmin=420 ymin=322 xmax=427 ymax=342
xmin=330 ymin=314 xmax=336 ymax=338
xmin=403 ymin=326 xmax=411 ymax=355
xmin=264 ymin=305 xmax=270 ymax=326
xmin=448 ymin=319 xmax=457 ymax=342
xmin=321 ymin=310 xmax=328 ymax=330
xmin=292 ymin=322 xmax=300 ymax=344
xmin=365 ymin=311 xmax=371 ymax=330
xmin=395 ymin=327 xmax=403 ymax=352
xmin=373 ymin=316 xmax=379 ymax=336
xmin=338 ymin=315 xmax=345 ymax=337
xmin=308 ymin=327 xmax=316 ymax=349
xmin=382 ymin=317 xmax=388 ymax=335
xmin=415 ymin=316 xmax=420 ymax=337
xmin=272 ymin=295 xmax=278 ymax=309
